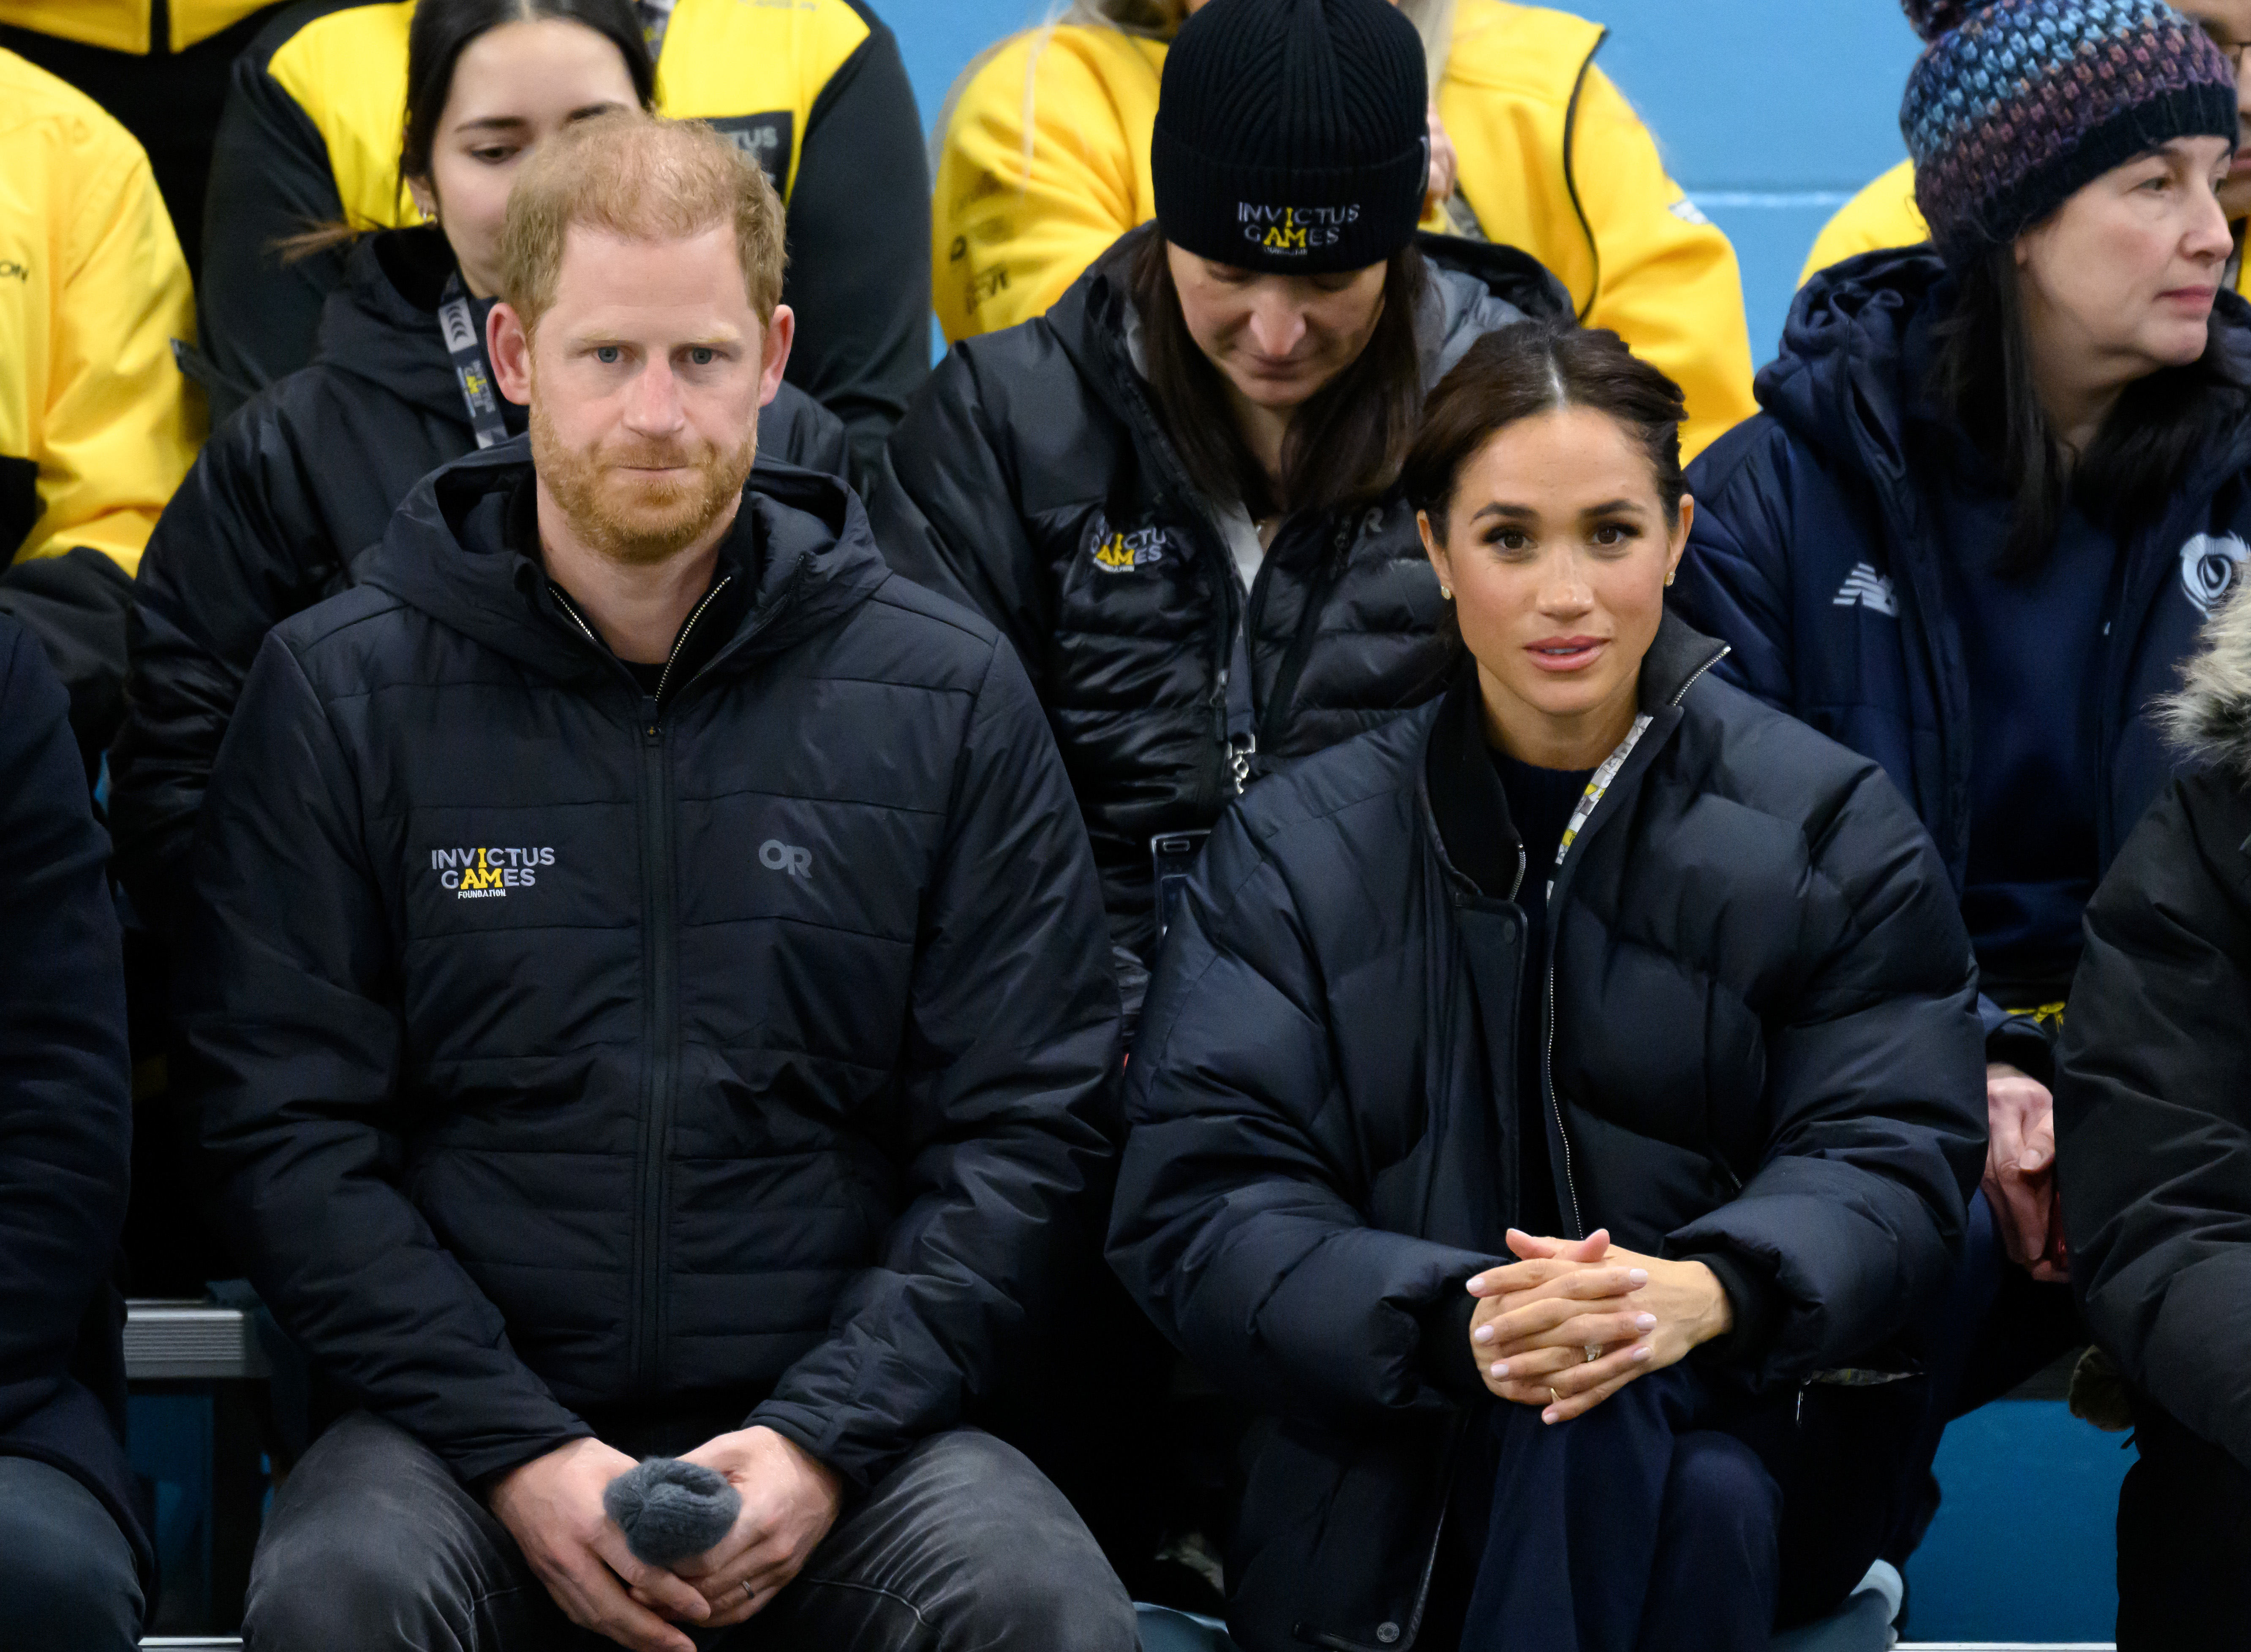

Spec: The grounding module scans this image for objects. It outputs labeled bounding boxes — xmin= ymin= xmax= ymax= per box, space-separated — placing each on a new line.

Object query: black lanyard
xmin=437 ymin=273 xmax=509 ymax=451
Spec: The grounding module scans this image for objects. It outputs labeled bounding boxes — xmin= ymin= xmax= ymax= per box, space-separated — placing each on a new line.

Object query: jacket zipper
xmin=627 ymin=577 xmax=735 ymax=1391
xmin=1538 ymin=644 xmax=1729 ymax=1241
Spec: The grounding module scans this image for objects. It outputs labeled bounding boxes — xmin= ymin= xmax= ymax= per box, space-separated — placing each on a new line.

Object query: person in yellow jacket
xmin=1802 ymin=0 xmax=2251 ymax=288
xmin=194 ymin=0 xmax=927 ymax=479
xmin=931 ymin=0 xmax=1756 ymax=459
xmin=0 ymin=47 xmax=201 ymax=764
xmin=0 ymin=3 xmax=288 ymax=274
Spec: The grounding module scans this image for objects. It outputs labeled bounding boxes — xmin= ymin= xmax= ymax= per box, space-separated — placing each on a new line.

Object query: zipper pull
xmin=642 ymin=696 xmax=661 ymax=741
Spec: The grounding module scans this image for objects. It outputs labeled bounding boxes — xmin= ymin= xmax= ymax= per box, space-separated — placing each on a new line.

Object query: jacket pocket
xmin=1227 ymin=1409 xmax=1461 ymax=1652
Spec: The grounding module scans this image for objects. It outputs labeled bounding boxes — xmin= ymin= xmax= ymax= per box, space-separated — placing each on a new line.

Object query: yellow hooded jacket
xmin=196 ymin=0 xmax=929 ymax=471
xmin=1802 ymin=157 xmax=2251 ymax=294
xmin=933 ymin=0 xmax=1756 ymax=459
xmin=0 ymin=0 xmax=272 ymax=54
xmin=0 ymin=49 xmax=198 ymax=576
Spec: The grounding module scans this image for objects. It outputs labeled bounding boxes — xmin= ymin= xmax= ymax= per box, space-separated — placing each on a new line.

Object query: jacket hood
xmin=1752 ymin=246 xmax=1951 ymax=480
xmin=359 ymin=439 xmax=893 ymax=684
xmin=311 ymin=226 xmax=470 ymax=413
xmin=1049 ymin=222 xmax=1574 ymax=402
xmin=2162 ymin=575 xmax=2251 ymax=776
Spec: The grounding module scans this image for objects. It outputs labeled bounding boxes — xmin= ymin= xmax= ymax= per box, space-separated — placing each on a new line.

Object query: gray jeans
xmin=0 ymin=1454 xmax=144 ymax=1650
xmin=244 ymin=1412 xmax=1138 ymax=1652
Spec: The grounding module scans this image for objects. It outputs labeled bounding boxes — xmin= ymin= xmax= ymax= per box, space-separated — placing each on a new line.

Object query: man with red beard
xmin=171 ymin=114 xmax=1135 ymax=1652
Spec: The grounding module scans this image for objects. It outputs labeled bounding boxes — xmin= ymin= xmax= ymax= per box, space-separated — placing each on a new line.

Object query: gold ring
xmin=1548 ymin=1387 xmax=1561 ymax=1405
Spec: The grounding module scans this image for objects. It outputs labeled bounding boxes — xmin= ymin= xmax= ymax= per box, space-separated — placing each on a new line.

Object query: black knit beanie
xmin=1152 ymin=0 xmax=1429 ymax=274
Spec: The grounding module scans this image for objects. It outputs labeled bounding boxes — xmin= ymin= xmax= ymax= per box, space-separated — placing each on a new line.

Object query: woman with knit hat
xmin=929 ymin=0 xmax=1756 ymax=462
xmin=876 ymin=0 xmax=1567 ymax=1031
xmin=1670 ymin=0 xmax=2251 ymax=1552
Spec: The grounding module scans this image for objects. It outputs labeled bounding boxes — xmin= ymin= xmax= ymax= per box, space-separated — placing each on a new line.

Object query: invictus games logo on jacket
xmin=1237 ymin=203 xmax=1360 ymax=255
xmin=1088 ymin=514 xmax=1168 ymax=575
xmin=2180 ymin=533 xmax=2251 ymax=616
xmin=430 ymin=845 xmax=554 ymax=899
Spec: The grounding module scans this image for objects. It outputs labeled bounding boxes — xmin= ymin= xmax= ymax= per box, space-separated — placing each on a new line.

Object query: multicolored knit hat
xmin=1900 ymin=0 xmax=2237 ymax=266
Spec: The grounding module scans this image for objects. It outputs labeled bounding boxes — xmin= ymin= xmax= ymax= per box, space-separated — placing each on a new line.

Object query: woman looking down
xmin=1107 ymin=321 xmax=1986 ymax=1652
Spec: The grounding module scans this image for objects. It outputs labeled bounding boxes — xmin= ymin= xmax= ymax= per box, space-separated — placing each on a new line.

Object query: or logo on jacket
xmin=1832 ymin=562 xmax=1899 ymax=618
xmin=430 ymin=845 xmax=553 ymax=898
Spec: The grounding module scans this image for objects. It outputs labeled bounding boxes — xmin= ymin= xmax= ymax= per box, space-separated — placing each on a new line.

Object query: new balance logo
xmin=1832 ymin=563 xmax=1898 ymax=618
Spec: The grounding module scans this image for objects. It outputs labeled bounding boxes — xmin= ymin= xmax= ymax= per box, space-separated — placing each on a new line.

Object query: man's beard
xmin=531 ymin=399 xmax=757 ymax=567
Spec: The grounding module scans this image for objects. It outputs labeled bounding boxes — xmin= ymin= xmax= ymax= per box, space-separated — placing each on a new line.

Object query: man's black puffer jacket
xmin=109 ymin=225 xmax=851 ymax=932
xmin=172 ymin=444 xmax=1121 ymax=1489
xmin=2058 ymin=583 xmax=2251 ymax=1474
xmin=872 ymin=224 xmax=1569 ymax=990
xmin=1107 ymin=617 xmax=1986 ymax=1652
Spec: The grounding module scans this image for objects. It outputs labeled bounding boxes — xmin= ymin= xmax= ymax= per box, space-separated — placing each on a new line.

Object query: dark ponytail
xmin=1402 ymin=318 xmax=1686 ymax=541
xmin=1927 ymin=242 xmax=2250 ymax=576
xmin=401 ymin=0 xmax=656 ymax=187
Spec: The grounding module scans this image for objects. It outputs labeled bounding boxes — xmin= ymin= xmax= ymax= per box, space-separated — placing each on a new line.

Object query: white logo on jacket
xmin=2179 ymin=533 xmax=2251 ymax=616
xmin=1832 ymin=562 xmax=1899 ymax=618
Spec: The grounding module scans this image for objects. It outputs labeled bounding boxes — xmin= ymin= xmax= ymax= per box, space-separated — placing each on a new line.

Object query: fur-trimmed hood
xmin=2163 ymin=576 xmax=2251 ymax=777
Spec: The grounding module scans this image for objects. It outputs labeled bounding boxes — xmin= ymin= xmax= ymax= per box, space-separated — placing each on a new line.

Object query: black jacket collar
xmin=362 ymin=440 xmax=892 ymax=690
xmin=1423 ymin=614 xmax=1728 ymax=901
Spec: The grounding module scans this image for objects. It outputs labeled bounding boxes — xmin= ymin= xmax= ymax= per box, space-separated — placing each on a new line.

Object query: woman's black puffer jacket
xmin=1107 ymin=615 xmax=1987 ymax=1652
xmin=109 ymin=226 xmax=851 ymax=930
xmin=872 ymin=223 xmax=1570 ymax=994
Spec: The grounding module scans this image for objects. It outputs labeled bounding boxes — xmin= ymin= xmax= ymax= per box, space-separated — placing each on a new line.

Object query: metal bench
xmin=126 ymin=1299 xmax=272 ymax=1638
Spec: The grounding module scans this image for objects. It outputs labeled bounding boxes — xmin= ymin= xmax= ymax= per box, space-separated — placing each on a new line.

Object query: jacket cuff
xmin=1416 ymin=1289 xmax=1486 ymax=1403
xmin=1985 ymin=1016 xmax=2057 ymax=1087
xmin=1684 ymin=1250 xmax=1782 ymax=1370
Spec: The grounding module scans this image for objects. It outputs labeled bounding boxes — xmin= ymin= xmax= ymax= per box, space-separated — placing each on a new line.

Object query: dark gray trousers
xmin=244 ymin=1411 xmax=1138 ymax=1652
xmin=0 ymin=1453 xmax=144 ymax=1651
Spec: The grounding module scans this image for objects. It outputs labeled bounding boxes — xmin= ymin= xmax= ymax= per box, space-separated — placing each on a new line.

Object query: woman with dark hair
xmin=876 ymin=0 xmax=1568 ymax=1023
xmin=1107 ymin=318 xmax=1985 ymax=1652
xmin=1669 ymin=0 xmax=2251 ymax=1501
xmin=109 ymin=0 xmax=849 ymax=940
xmin=931 ymin=0 xmax=1758 ymax=461
xmin=192 ymin=0 xmax=928 ymax=468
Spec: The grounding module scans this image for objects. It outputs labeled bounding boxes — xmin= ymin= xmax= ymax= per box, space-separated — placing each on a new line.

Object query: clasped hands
xmin=1465 ymin=1228 xmax=1733 ymax=1424
xmin=488 ymin=1425 xmax=844 ymax=1652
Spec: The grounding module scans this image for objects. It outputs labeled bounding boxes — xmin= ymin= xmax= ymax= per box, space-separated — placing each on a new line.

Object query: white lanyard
xmin=1545 ymin=712 xmax=1653 ymax=901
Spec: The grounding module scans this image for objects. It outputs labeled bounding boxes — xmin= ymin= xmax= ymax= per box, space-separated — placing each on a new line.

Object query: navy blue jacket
xmin=0 ymin=615 xmax=145 ymax=1580
xmin=1674 ymin=248 xmax=2251 ymax=1047
xmin=175 ymin=446 xmax=1121 ymax=1489
xmin=1108 ymin=615 xmax=1984 ymax=1652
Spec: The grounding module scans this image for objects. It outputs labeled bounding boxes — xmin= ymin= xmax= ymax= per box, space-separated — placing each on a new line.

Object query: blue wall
xmin=889 ymin=1 xmax=1927 ymax=366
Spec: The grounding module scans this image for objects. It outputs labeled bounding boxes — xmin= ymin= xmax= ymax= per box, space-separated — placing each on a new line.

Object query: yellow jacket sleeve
xmin=1435 ymin=3 xmax=1754 ymax=460
xmin=1555 ymin=65 xmax=1756 ymax=460
xmin=5 ymin=65 xmax=199 ymax=576
xmin=1802 ymin=161 xmax=1927 ymax=287
xmin=932 ymin=27 xmax=1163 ymax=343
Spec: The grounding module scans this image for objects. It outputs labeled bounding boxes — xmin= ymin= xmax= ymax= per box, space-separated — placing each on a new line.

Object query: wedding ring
xmin=742 ymin=1581 xmax=756 ymax=1605
xmin=1584 ymin=1344 xmax=1601 ymax=1364
xmin=1549 ymin=1387 xmax=1562 ymax=1405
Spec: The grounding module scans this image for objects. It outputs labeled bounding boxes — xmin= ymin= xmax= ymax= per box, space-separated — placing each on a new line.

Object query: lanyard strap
xmin=637 ymin=0 xmax=677 ymax=52
xmin=1545 ymin=712 xmax=1653 ymax=900
xmin=438 ymin=273 xmax=509 ymax=451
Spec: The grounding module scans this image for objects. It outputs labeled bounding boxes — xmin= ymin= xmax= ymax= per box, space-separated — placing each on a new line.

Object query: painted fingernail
xmin=1474 ymin=1325 xmax=1493 ymax=1343
xmin=1492 ymin=1361 xmax=1509 ymax=1378
xmin=1627 ymin=1269 xmax=1649 ymax=1285
xmin=1634 ymin=1313 xmax=1657 ymax=1330
xmin=1543 ymin=1407 xmax=1561 ymax=1424
xmin=1630 ymin=1345 xmax=1652 ymax=1361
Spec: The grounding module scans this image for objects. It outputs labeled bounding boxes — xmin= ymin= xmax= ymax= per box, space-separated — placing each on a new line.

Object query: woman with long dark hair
xmin=1108 ymin=318 xmax=1984 ymax=1652
xmin=930 ymin=0 xmax=1757 ymax=460
xmin=1669 ymin=0 xmax=2251 ymax=1527
xmin=876 ymin=0 xmax=1568 ymax=1024
xmin=110 ymin=0 xmax=849 ymax=940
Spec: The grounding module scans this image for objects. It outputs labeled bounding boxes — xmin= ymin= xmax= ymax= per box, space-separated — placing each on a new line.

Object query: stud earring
xmin=1439 ymin=584 xmax=1453 ymax=600
xmin=1664 ymin=571 xmax=1676 ymax=587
